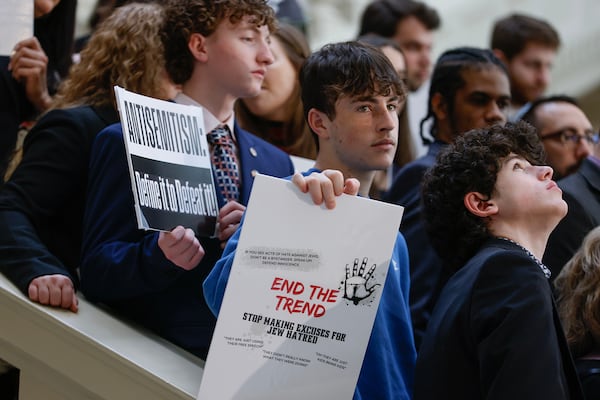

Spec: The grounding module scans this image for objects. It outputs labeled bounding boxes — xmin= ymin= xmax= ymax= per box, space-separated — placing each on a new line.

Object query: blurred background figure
xmin=358 ymin=0 xmax=441 ymax=159
xmin=491 ymin=13 xmax=561 ymax=118
xmin=235 ymin=22 xmax=317 ymax=162
xmin=521 ymin=95 xmax=593 ymax=180
xmin=357 ymin=34 xmax=412 ymax=198
xmin=359 ymin=0 xmax=440 ymax=93
xmin=555 ymin=225 xmax=600 ymax=400
xmin=0 ymin=0 xmax=77 ymax=181
xmin=268 ymin=0 xmax=308 ymax=35
xmin=540 ymin=102 xmax=600 ymax=276
xmin=74 ymin=0 xmax=129 ymax=53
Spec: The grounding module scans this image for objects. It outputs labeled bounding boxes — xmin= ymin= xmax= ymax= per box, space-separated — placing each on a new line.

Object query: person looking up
xmin=415 ymin=122 xmax=583 ymax=399
xmin=383 ymin=47 xmax=511 ymax=349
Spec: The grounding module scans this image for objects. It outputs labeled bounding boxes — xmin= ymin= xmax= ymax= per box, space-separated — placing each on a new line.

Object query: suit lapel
xmin=577 ymin=158 xmax=600 ymax=223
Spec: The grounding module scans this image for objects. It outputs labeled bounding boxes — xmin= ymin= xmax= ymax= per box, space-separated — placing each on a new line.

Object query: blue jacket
xmin=204 ymin=168 xmax=416 ymax=399
xmin=80 ymin=122 xmax=294 ymax=358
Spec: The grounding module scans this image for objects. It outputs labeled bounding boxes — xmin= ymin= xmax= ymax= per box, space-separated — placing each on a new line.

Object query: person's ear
xmin=464 ymin=191 xmax=498 ymax=218
xmin=431 ymin=92 xmax=448 ymax=121
xmin=307 ymin=108 xmax=331 ymax=140
xmin=188 ymin=33 xmax=208 ymax=63
xmin=492 ymin=49 xmax=508 ymax=65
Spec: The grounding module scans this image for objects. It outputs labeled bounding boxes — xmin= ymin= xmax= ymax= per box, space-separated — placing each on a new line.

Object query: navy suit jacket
xmin=383 ymin=141 xmax=448 ymax=350
xmin=544 ymin=157 xmax=600 ymax=277
xmin=415 ymin=238 xmax=583 ymax=400
xmin=80 ymin=122 xmax=294 ymax=358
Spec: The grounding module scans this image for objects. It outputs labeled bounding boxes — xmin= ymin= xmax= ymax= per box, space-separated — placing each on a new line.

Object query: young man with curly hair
xmin=414 ymin=121 xmax=583 ymax=399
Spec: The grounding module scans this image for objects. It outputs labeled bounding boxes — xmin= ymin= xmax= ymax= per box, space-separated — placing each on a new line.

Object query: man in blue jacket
xmin=204 ymin=41 xmax=416 ymax=400
xmin=79 ymin=0 xmax=294 ymax=359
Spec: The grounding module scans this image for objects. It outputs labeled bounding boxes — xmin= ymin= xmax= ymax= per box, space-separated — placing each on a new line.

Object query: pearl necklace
xmin=497 ymin=237 xmax=552 ymax=279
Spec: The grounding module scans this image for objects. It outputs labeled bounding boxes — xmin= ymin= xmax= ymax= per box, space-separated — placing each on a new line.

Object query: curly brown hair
xmin=52 ymin=2 xmax=168 ymax=110
xmin=421 ymin=121 xmax=545 ymax=271
xmin=162 ymin=0 xmax=276 ymax=85
xmin=554 ymin=226 xmax=600 ymax=358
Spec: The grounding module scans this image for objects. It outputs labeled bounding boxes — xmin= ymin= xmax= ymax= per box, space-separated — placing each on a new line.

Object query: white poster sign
xmin=0 ymin=0 xmax=33 ymax=56
xmin=114 ymin=86 xmax=218 ymax=237
xmin=198 ymin=174 xmax=404 ymax=399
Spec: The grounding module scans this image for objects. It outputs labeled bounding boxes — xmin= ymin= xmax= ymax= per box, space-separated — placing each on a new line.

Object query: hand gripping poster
xmin=198 ymin=174 xmax=404 ymax=399
xmin=114 ymin=86 xmax=219 ymax=237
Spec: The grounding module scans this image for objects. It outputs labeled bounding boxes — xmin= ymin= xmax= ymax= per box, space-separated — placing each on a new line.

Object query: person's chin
xmin=242 ymin=86 xmax=262 ymax=99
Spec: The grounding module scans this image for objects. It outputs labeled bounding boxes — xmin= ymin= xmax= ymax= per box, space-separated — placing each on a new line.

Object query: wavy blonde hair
xmin=52 ymin=2 xmax=168 ymax=109
xmin=555 ymin=226 xmax=600 ymax=357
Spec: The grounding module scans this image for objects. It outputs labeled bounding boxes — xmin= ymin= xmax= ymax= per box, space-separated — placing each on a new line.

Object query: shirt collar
xmin=174 ymin=92 xmax=236 ymax=140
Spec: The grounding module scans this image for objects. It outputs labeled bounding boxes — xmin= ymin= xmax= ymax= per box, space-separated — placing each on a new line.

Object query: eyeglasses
xmin=540 ymin=128 xmax=600 ymax=146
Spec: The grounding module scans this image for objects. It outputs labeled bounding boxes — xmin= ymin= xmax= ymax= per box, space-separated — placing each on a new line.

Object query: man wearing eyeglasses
xmin=519 ymin=95 xmax=600 ymax=276
xmin=521 ymin=95 xmax=595 ymax=179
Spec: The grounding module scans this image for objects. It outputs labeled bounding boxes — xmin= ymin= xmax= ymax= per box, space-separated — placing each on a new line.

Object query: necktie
xmin=207 ymin=125 xmax=240 ymax=202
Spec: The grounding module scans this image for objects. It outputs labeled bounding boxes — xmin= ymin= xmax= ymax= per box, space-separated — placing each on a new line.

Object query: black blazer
xmin=383 ymin=140 xmax=448 ymax=349
xmin=415 ymin=237 xmax=583 ymax=400
xmin=544 ymin=157 xmax=600 ymax=277
xmin=0 ymin=105 xmax=119 ymax=293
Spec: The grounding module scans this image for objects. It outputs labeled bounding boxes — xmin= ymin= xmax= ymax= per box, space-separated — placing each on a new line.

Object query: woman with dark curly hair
xmin=555 ymin=226 xmax=600 ymax=399
xmin=414 ymin=121 xmax=584 ymax=399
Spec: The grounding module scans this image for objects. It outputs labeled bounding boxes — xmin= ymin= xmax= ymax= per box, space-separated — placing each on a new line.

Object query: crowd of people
xmin=1 ymin=0 xmax=599 ymax=399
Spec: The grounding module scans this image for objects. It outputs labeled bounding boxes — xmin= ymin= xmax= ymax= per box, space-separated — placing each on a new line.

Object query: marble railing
xmin=0 ymin=273 xmax=204 ymax=400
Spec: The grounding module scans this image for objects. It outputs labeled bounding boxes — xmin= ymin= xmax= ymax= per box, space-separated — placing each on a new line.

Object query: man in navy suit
xmin=79 ymin=0 xmax=294 ymax=359
xmin=544 ymin=151 xmax=600 ymax=277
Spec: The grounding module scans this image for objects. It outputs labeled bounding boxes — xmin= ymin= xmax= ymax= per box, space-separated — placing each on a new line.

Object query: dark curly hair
xmin=421 ymin=121 xmax=545 ymax=271
xmin=162 ymin=0 xmax=276 ymax=85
